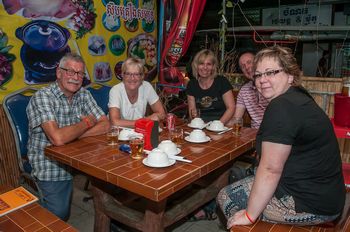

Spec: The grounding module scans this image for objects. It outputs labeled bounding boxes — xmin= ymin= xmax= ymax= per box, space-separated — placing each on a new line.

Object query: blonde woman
xmin=186 ymin=49 xmax=234 ymax=124
xmin=108 ymin=58 xmax=165 ymax=127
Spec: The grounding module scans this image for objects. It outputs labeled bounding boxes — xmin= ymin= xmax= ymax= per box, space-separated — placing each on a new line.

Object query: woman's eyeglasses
xmin=253 ymin=69 xmax=284 ymax=80
xmin=60 ymin=67 xmax=85 ymax=79
xmin=123 ymin=72 xmax=142 ymax=78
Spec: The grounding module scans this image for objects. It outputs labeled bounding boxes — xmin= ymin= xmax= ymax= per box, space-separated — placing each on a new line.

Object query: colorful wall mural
xmin=0 ymin=0 xmax=157 ymax=102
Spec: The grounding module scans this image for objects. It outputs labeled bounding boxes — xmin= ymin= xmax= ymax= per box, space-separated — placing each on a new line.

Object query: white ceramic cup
xmin=158 ymin=140 xmax=178 ymax=155
xmin=190 ymin=118 xmax=205 ymax=128
xmin=147 ymin=148 xmax=170 ymax=166
xmin=189 ymin=129 xmax=206 ymax=142
xmin=119 ymin=129 xmax=133 ymax=140
xmin=209 ymin=120 xmax=224 ymax=130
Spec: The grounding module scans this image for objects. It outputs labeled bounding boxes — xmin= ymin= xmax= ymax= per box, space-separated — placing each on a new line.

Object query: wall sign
xmin=262 ymin=4 xmax=332 ymax=26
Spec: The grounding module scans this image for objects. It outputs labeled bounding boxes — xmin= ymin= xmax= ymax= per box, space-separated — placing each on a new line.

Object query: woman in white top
xmin=108 ymin=58 xmax=166 ymax=127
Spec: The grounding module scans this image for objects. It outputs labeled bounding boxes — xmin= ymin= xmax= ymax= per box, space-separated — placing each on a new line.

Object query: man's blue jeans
xmin=37 ymin=179 xmax=73 ymax=221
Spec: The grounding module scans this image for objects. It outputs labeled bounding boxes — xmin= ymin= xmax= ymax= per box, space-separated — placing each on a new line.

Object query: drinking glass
xmin=170 ymin=128 xmax=184 ymax=146
xmin=129 ymin=135 xmax=144 ymax=160
xmin=107 ymin=126 xmax=119 ymax=145
xmin=232 ymin=117 xmax=243 ymax=136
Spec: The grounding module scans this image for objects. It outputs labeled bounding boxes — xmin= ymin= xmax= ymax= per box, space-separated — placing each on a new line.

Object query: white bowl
xmin=208 ymin=120 xmax=225 ymax=130
xmin=158 ymin=140 xmax=178 ymax=155
xmin=190 ymin=118 xmax=205 ymax=128
xmin=189 ymin=129 xmax=206 ymax=142
xmin=147 ymin=148 xmax=170 ymax=166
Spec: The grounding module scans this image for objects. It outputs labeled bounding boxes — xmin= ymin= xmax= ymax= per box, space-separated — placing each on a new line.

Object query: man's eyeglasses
xmin=60 ymin=67 xmax=85 ymax=79
xmin=253 ymin=69 xmax=284 ymax=80
xmin=123 ymin=72 xmax=142 ymax=78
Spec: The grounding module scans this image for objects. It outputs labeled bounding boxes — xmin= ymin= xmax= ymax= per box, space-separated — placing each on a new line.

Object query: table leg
xmin=92 ymin=185 xmax=111 ymax=232
xmin=143 ymin=199 xmax=167 ymax=232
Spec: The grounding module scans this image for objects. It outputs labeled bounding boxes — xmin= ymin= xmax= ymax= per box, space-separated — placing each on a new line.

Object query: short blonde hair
xmin=253 ymin=46 xmax=302 ymax=86
xmin=121 ymin=57 xmax=144 ymax=76
xmin=191 ymin=49 xmax=218 ymax=79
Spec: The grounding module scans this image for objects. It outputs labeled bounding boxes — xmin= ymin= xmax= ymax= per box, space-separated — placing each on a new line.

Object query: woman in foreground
xmin=217 ymin=45 xmax=345 ymax=229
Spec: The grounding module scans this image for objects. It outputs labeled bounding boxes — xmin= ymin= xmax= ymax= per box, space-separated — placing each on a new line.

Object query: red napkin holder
xmin=135 ymin=118 xmax=159 ymax=150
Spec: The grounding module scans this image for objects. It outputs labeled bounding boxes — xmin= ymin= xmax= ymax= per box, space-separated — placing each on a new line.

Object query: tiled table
xmin=0 ymin=186 xmax=77 ymax=232
xmin=45 ymin=125 xmax=257 ymax=232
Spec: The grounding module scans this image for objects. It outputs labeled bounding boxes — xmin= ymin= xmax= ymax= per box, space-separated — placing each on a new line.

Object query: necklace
xmin=127 ymin=92 xmax=138 ymax=104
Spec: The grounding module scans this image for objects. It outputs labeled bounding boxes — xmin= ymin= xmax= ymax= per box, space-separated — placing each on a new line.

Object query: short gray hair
xmin=59 ymin=53 xmax=86 ymax=68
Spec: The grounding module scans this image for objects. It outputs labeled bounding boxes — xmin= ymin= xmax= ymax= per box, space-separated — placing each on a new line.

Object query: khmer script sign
xmin=262 ymin=4 xmax=332 ymax=26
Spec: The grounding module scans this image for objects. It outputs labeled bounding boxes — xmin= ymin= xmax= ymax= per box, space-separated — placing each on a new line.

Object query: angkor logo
xmin=200 ymin=96 xmax=213 ymax=108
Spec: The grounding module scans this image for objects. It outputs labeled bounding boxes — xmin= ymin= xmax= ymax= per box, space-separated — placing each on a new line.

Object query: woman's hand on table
xmin=227 ymin=209 xmax=253 ymax=229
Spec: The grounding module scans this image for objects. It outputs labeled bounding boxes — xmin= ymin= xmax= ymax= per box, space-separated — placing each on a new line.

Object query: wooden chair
xmin=231 ymin=189 xmax=350 ymax=232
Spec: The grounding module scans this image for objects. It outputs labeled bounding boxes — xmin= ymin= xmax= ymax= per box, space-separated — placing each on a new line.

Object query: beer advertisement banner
xmin=0 ymin=0 xmax=157 ymax=102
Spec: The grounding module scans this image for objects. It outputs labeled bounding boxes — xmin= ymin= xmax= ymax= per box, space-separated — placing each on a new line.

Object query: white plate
xmin=142 ymin=158 xmax=176 ymax=168
xmin=159 ymin=127 xmax=163 ymax=132
xmin=184 ymin=136 xmax=211 ymax=143
xmin=206 ymin=126 xmax=228 ymax=132
xmin=187 ymin=123 xmax=205 ymax=129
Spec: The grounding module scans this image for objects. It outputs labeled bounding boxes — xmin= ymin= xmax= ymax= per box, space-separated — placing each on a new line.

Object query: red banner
xmin=159 ymin=0 xmax=206 ymax=94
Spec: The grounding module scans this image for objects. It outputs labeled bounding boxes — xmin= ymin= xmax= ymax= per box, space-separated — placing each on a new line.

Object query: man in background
xmin=228 ymin=51 xmax=268 ymax=129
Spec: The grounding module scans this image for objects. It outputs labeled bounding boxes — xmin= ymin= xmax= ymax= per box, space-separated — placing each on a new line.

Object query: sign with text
xmin=262 ymin=4 xmax=332 ymax=26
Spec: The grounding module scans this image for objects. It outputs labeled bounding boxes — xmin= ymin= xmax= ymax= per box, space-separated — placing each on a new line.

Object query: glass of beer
xmin=232 ymin=117 xmax=243 ymax=136
xmin=107 ymin=125 xmax=119 ymax=145
xmin=129 ymin=135 xmax=144 ymax=160
xmin=170 ymin=128 xmax=184 ymax=146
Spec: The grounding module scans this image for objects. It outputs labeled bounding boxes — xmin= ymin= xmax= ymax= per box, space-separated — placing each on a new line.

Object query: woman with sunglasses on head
xmin=109 ymin=57 xmax=165 ymax=127
xmin=217 ymin=46 xmax=345 ymax=229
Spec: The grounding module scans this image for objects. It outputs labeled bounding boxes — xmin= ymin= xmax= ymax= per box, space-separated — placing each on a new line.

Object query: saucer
xmin=206 ymin=126 xmax=228 ymax=132
xmin=164 ymin=148 xmax=181 ymax=156
xmin=142 ymin=158 xmax=176 ymax=168
xmin=184 ymin=136 xmax=211 ymax=143
xmin=187 ymin=123 xmax=205 ymax=129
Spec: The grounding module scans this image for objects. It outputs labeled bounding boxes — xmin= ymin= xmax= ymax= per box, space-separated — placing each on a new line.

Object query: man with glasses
xmin=228 ymin=51 xmax=269 ymax=129
xmin=26 ymin=53 xmax=110 ymax=221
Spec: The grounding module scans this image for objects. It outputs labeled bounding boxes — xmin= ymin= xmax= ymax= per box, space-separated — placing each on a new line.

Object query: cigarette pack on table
xmin=135 ymin=118 xmax=159 ymax=150
xmin=0 ymin=186 xmax=38 ymax=216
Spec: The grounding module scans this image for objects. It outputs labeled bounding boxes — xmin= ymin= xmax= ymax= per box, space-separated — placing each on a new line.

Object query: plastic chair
xmin=3 ymin=87 xmax=39 ymax=193
xmin=86 ymin=83 xmax=112 ymax=115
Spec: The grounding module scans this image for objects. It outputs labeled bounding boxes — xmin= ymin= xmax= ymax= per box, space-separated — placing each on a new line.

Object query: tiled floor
xmin=68 ymin=174 xmax=227 ymax=232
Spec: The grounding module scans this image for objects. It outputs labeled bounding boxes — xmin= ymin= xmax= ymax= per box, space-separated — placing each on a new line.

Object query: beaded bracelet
xmin=245 ymin=210 xmax=255 ymax=224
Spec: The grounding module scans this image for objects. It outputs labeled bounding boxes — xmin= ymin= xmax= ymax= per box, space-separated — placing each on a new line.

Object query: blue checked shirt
xmin=26 ymin=82 xmax=105 ymax=181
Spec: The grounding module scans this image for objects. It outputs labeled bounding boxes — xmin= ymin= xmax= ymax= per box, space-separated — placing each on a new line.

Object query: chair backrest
xmin=3 ymin=87 xmax=38 ymax=174
xmin=86 ymin=83 xmax=111 ymax=115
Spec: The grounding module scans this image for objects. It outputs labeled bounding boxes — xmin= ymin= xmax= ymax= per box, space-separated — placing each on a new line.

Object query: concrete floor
xmin=67 ymin=174 xmax=227 ymax=232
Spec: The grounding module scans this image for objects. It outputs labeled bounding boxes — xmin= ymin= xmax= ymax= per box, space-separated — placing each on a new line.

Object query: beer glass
xmin=107 ymin=126 xmax=119 ymax=145
xmin=129 ymin=135 xmax=144 ymax=159
xmin=232 ymin=117 xmax=243 ymax=136
xmin=170 ymin=128 xmax=184 ymax=146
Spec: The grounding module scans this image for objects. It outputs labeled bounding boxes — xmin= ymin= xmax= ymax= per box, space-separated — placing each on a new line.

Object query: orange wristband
xmin=245 ymin=210 xmax=255 ymax=224
xmin=82 ymin=118 xmax=91 ymax=128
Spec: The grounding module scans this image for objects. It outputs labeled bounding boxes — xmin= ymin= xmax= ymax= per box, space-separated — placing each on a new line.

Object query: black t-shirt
xmin=186 ymin=75 xmax=232 ymax=122
xmin=256 ymin=86 xmax=345 ymax=215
